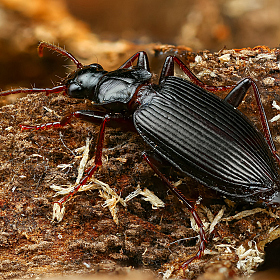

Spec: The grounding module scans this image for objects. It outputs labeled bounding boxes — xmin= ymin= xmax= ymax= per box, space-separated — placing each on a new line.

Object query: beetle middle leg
xmin=159 ymin=55 xmax=235 ymax=92
xmin=118 ymin=51 xmax=150 ymax=71
xmin=142 ymin=152 xmax=207 ymax=269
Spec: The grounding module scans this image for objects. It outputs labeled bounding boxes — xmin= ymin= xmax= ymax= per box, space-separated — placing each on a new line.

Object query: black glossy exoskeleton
xmin=1 ymin=42 xmax=280 ymax=268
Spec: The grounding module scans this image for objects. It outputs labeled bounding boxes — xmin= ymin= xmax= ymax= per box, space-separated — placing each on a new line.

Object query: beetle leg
xmin=0 ymin=85 xmax=66 ymax=98
xmin=223 ymin=77 xmax=280 ymax=164
xmin=224 ymin=78 xmax=251 ymax=107
xmin=142 ymin=152 xmax=207 ymax=269
xmin=159 ymin=56 xmax=234 ymax=92
xmin=249 ymin=79 xmax=280 ymax=164
xmin=118 ymin=51 xmax=150 ymax=71
xmin=21 ymin=110 xmax=127 ymax=206
xmin=20 ymin=110 xmax=106 ymax=131
xmin=55 ymin=114 xmax=111 ymax=206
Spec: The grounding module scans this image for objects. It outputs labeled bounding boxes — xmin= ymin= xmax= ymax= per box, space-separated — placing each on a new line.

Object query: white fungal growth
xmin=52 ymin=203 xmax=66 ymax=222
xmin=50 ymin=139 xmax=165 ymax=223
xmin=270 ymin=101 xmax=280 ymax=122
xmin=222 ymin=207 xmax=270 ymax=222
xmin=124 ymin=185 xmax=165 ymax=209
xmin=162 ymin=266 xmax=175 ymax=279
xmin=236 ymin=241 xmax=264 ymax=275
xmin=262 ymin=77 xmax=275 ymax=87
xmin=209 ymin=207 xmax=225 ymax=234
xmin=139 ymin=187 xmax=165 ymax=209
xmin=76 ymin=137 xmax=91 ymax=184
xmin=219 ymin=53 xmax=231 ymax=63
xmin=189 ymin=205 xmax=225 ymax=234
xmin=100 ymin=187 xmax=122 ymax=225
xmin=194 ymin=55 xmax=203 ymax=64
xmin=254 ymin=53 xmax=277 ymax=61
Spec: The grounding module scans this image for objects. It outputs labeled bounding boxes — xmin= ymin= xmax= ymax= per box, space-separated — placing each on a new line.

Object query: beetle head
xmin=66 ymin=63 xmax=108 ymax=100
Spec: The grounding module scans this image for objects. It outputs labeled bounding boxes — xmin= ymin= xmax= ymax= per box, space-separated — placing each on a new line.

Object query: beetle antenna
xmin=54 ymin=75 xmax=64 ymax=81
xmin=38 ymin=42 xmax=83 ymax=69
xmin=62 ymin=65 xmax=75 ymax=72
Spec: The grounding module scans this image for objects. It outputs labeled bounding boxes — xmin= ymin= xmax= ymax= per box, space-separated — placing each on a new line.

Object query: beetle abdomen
xmin=134 ymin=76 xmax=279 ymax=202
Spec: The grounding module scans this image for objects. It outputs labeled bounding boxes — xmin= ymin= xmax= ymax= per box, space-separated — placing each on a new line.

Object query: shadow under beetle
xmin=1 ymin=42 xmax=280 ymax=268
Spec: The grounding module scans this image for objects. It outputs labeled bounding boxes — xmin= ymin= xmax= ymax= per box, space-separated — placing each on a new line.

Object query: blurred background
xmin=65 ymin=0 xmax=280 ymax=50
xmin=1 ymin=0 xmax=280 ymax=99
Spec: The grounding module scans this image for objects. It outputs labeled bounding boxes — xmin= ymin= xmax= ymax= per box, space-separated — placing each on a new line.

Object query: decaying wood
xmin=0 ymin=46 xmax=280 ymax=280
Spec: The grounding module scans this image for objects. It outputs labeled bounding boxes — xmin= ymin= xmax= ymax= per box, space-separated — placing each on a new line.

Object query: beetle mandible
xmin=1 ymin=42 xmax=280 ymax=268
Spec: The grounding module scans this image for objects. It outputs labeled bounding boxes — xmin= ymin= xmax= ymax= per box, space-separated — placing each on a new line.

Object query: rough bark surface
xmin=1 ymin=45 xmax=280 ymax=280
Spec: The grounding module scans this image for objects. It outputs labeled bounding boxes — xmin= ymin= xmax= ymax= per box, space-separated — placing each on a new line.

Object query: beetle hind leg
xmin=142 ymin=152 xmax=207 ymax=269
xmin=225 ymin=77 xmax=280 ymax=165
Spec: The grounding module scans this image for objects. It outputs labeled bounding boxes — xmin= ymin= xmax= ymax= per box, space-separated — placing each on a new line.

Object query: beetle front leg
xmin=142 ymin=152 xmax=207 ymax=269
xmin=20 ymin=110 xmax=107 ymax=130
xmin=0 ymin=85 xmax=66 ymax=98
xmin=159 ymin=56 xmax=234 ymax=92
xmin=20 ymin=110 xmax=118 ymax=204
xmin=20 ymin=110 xmax=108 ymax=204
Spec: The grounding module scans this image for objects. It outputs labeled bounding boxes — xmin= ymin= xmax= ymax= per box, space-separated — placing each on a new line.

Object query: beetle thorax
xmin=93 ymin=68 xmax=153 ymax=106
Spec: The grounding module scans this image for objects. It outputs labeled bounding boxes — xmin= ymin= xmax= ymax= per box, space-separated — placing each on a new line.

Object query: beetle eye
xmin=67 ymin=82 xmax=83 ymax=98
xmin=89 ymin=63 xmax=104 ymax=71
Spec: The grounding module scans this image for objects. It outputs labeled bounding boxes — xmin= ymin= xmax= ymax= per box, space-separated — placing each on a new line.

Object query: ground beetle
xmin=1 ymin=42 xmax=280 ymax=268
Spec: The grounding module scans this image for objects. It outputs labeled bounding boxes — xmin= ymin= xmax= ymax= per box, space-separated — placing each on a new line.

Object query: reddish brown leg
xmin=160 ymin=56 xmax=234 ymax=92
xmin=0 ymin=85 xmax=66 ymax=97
xmin=222 ymin=77 xmax=280 ymax=164
xmin=38 ymin=42 xmax=83 ymax=69
xmin=55 ymin=114 xmax=110 ymax=206
xmin=20 ymin=110 xmax=106 ymax=131
xmin=142 ymin=152 xmax=207 ymax=269
xmin=20 ymin=110 xmax=127 ymax=206
xmin=118 ymin=51 xmax=150 ymax=71
xmin=249 ymin=79 xmax=280 ymax=164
